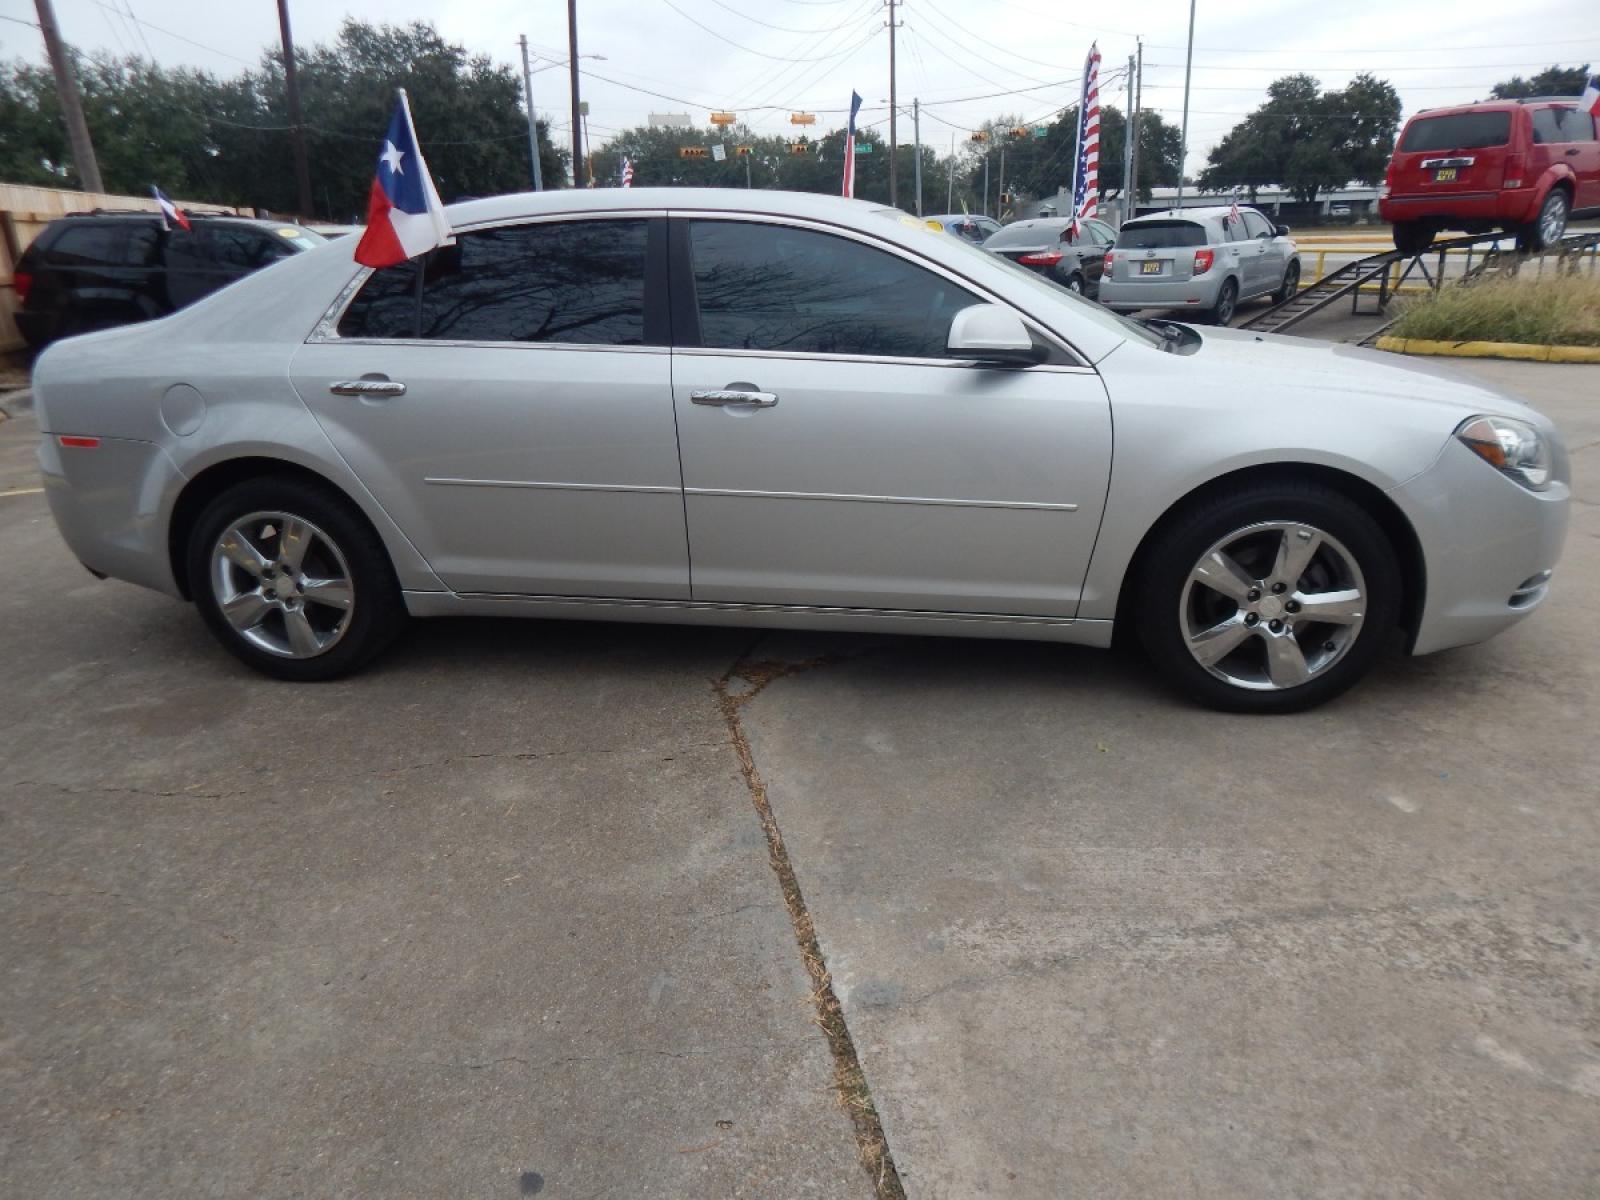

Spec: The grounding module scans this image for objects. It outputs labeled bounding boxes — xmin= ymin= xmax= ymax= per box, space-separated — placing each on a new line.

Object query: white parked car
xmin=32 ymin=189 xmax=1569 ymax=712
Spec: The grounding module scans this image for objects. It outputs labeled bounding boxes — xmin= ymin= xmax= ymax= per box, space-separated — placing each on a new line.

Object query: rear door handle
xmin=330 ymin=377 xmax=406 ymax=398
xmin=690 ymin=388 xmax=778 ymax=408
xmin=1566 ymin=148 xmax=1581 ymax=156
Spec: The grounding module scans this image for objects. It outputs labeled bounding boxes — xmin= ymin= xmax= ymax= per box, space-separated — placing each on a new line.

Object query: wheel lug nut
xmin=1269 ymin=619 xmax=1283 ymax=632
xmin=1271 ymin=582 xmax=1287 ymax=594
xmin=1244 ymin=612 xmax=1259 ymax=626
xmin=1286 ymin=600 xmax=1300 ymax=613
xmin=1324 ymin=641 xmax=1336 ymax=652
xmin=1246 ymin=588 xmax=1261 ymax=602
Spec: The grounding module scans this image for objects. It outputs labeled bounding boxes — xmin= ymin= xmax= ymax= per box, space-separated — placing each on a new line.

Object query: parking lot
xmin=2 ymin=355 xmax=1597 ymax=1198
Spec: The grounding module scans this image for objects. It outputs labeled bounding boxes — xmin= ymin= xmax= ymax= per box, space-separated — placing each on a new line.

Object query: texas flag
xmin=354 ymin=89 xmax=454 ymax=269
xmin=1583 ymin=75 xmax=1600 ymax=118
xmin=842 ymin=90 xmax=863 ymax=199
xmin=151 ymin=185 xmax=190 ymax=232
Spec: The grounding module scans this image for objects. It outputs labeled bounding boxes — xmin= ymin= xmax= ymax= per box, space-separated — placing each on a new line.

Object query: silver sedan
xmin=32 ymin=189 xmax=1569 ymax=712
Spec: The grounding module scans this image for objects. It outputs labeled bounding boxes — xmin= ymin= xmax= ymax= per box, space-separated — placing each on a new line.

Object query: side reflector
xmin=58 ymin=436 xmax=100 ymax=449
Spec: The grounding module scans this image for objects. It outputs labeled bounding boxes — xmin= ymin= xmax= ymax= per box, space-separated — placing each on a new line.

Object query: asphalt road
xmin=2 ymin=355 xmax=1596 ymax=1198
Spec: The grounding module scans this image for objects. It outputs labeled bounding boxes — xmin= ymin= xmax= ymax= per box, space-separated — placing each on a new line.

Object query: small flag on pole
xmin=620 ymin=156 xmax=634 ymax=188
xmin=842 ymin=90 xmax=863 ymax=198
xmin=151 ymin=185 xmax=190 ymax=232
xmin=1067 ymin=44 xmax=1101 ymax=238
xmin=1228 ymin=187 xmax=1243 ymax=226
xmin=354 ymin=89 xmax=454 ymax=269
xmin=1582 ymin=75 xmax=1600 ymax=118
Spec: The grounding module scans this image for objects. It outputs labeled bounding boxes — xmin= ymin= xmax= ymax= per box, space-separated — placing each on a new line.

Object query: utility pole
xmin=886 ymin=0 xmax=900 ymax=207
xmin=276 ymin=0 xmax=314 ymax=217
xmin=1121 ymin=53 xmax=1136 ymax=225
xmin=912 ymin=98 xmax=922 ymax=216
xmin=997 ymin=146 xmax=1005 ymax=220
xmin=744 ymin=153 xmax=751 ymax=189
xmin=1129 ymin=38 xmax=1142 ymax=215
xmin=568 ymin=0 xmax=582 ymax=189
xmin=982 ymin=152 xmax=989 ymax=217
xmin=518 ymin=36 xmax=544 ymax=191
xmin=33 ymin=0 xmax=102 ymax=194
xmin=1177 ymin=0 xmax=1196 ymax=209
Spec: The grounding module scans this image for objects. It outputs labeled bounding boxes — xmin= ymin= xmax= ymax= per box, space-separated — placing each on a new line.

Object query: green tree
xmin=1199 ymin=73 xmax=1401 ymax=202
xmin=1489 ymin=64 xmax=1591 ymax=99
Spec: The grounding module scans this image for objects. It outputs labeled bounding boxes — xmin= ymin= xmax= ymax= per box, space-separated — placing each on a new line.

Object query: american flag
xmin=620 ymin=156 xmax=634 ymax=188
xmin=1068 ymin=44 xmax=1101 ymax=238
xmin=1229 ymin=187 xmax=1242 ymax=225
xmin=842 ymin=91 xmax=863 ymax=198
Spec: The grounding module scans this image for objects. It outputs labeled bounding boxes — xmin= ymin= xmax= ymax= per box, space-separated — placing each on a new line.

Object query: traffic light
xmin=789 ymin=142 xmax=809 ymax=155
xmin=1000 ymin=192 xmax=1013 ymax=206
xmin=970 ymin=131 xmax=989 ymax=143
xmin=679 ymin=146 xmax=708 ymax=159
xmin=1008 ymin=126 xmax=1028 ymax=139
xmin=736 ymin=145 xmax=753 ymax=157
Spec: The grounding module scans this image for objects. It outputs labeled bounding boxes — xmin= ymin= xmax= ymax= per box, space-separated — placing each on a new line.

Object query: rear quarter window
xmin=1532 ymin=106 xmax=1596 ymax=144
xmin=1399 ymin=111 xmax=1512 ymax=152
xmin=48 ymin=222 xmax=155 ymax=266
xmin=1115 ymin=221 xmax=1207 ymax=249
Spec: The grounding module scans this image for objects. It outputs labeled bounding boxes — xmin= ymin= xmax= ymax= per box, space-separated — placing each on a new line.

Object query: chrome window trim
xmin=671 ymin=344 xmax=1094 ymax=375
xmin=676 ymin=209 xmax=1092 ymax=367
xmin=307 ymin=210 xmax=667 ymax=347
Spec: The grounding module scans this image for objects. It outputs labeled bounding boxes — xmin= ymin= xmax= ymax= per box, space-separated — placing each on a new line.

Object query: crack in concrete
xmin=713 ymin=642 xmax=905 ymax=1200
xmin=408 ymin=1039 xmax=813 ymax=1074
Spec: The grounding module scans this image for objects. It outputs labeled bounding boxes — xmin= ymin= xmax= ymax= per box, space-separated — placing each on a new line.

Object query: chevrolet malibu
xmin=32 ymin=190 xmax=1569 ymax=713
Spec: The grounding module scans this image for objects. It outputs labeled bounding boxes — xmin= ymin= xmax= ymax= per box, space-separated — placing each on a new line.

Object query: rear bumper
xmin=1392 ymin=438 xmax=1569 ymax=656
xmin=1379 ymin=189 xmax=1539 ymax=226
xmin=1099 ymin=274 xmax=1224 ymax=312
xmin=13 ymin=309 xmax=55 ymax=349
xmin=38 ymin=432 xmax=187 ymax=598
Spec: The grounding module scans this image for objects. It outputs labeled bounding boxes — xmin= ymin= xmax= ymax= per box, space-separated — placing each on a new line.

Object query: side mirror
xmin=1274 ymin=224 xmax=1291 ymax=237
xmin=948 ymin=304 xmax=1046 ymax=367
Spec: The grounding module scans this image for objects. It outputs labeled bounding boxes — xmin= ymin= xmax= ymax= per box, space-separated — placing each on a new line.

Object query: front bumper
xmin=1392 ymin=437 xmax=1569 ymax=656
xmin=38 ymin=432 xmax=187 ymax=598
xmin=1099 ymin=274 xmax=1224 ymax=312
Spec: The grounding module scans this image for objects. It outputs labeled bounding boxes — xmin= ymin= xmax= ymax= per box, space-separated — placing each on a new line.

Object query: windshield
xmin=1400 ymin=111 xmax=1512 ymax=152
xmin=871 ymin=210 xmax=1164 ymax=349
xmin=1116 ymin=220 xmax=1208 ymax=249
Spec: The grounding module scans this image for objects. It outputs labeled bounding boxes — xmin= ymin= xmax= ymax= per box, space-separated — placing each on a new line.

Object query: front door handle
xmin=691 ymin=388 xmax=778 ymax=408
xmin=330 ymin=376 xmax=406 ymax=398
xmin=1566 ymin=148 xmax=1581 ymax=156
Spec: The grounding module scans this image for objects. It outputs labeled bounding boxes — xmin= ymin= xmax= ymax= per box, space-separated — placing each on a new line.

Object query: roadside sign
xmin=790 ymin=112 xmax=815 ymax=125
xmin=711 ymin=143 xmax=727 ymax=162
xmin=1032 ymin=125 xmax=1048 ymax=139
xmin=855 ymin=142 xmax=874 ymax=154
xmin=709 ymin=111 xmax=736 ymax=126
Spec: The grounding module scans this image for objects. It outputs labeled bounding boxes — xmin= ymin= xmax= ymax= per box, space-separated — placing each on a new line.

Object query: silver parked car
xmin=1099 ymin=206 xmax=1302 ymax=323
xmin=33 ymin=189 xmax=1567 ymax=712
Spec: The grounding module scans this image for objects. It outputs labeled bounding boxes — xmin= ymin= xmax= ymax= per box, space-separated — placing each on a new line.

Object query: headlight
xmin=1455 ymin=415 xmax=1552 ymax=491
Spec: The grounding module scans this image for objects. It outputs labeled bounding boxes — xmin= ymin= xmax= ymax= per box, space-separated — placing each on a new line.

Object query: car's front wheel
xmin=1135 ymin=481 xmax=1401 ymax=713
xmin=1273 ymin=260 xmax=1301 ymax=304
xmin=187 ymin=476 xmax=406 ymax=680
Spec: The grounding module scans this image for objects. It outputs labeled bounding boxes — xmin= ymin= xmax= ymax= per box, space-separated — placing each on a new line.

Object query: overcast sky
xmin=3 ymin=0 xmax=1595 ymax=174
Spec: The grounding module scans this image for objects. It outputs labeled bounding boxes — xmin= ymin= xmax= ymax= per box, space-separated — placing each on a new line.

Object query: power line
xmin=1143 ymin=59 xmax=1596 ymax=73
xmin=86 ymin=0 xmax=253 ymax=65
xmin=655 ymin=0 xmax=874 ymax=62
xmin=917 ymin=0 xmax=1079 ymax=74
xmin=699 ymin=0 xmax=865 ymax=35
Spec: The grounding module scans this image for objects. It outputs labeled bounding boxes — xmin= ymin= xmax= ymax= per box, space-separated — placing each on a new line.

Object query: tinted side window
xmin=207 ymin=228 xmax=286 ymax=269
xmin=418 ymin=220 xmax=647 ymax=344
xmin=1242 ymin=211 xmax=1272 ymax=239
xmin=163 ymin=228 xmax=213 ymax=273
xmin=49 ymin=223 xmax=130 ymax=265
xmin=338 ymin=261 xmax=419 ymax=339
xmin=687 ymin=221 xmax=982 ymax=359
xmin=1533 ymin=106 xmax=1594 ymax=144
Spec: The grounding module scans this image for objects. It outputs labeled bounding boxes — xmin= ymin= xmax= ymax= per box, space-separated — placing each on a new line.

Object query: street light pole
xmin=567 ymin=0 xmax=582 ymax=189
xmin=518 ymin=36 xmax=543 ymax=191
xmin=887 ymin=0 xmax=899 ymax=207
xmin=912 ymin=98 xmax=922 ymax=216
xmin=1177 ymin=0 xmax=1196 ymax=210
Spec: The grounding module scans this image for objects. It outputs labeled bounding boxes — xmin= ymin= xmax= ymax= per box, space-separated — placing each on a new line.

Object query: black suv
xmin=13 ymin=212 xmax=324 ymax=351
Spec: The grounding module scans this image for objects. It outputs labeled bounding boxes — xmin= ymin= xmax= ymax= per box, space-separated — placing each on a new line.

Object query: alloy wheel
xmin=1539 ymin=193 xmax=1568 ymax=247
xmin=1179 ymin=520 xmax=1367 ymax=691
xmin=210 ymin=511 xmax=355 ymax=659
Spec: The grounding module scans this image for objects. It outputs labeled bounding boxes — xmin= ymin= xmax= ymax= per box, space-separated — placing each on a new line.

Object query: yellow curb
xmin=1375 ymin=336 xmax=1600 ymax=363
xmin=0 ymin=486 xmax=45 ymax=498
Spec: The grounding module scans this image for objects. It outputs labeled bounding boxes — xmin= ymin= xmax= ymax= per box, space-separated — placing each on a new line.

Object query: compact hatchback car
xmin=1098 ymin=207 xmax=1300 ymax=323
xmin=1379 ymin=97 xmax=1600 ymax=253
xmin=33 ymin=190 xmax=1569 ymax=712
xmin=982 ymin=216 xmax=1116 ymax=296
xmin=12 ymin=211 xmax=324 ymax=350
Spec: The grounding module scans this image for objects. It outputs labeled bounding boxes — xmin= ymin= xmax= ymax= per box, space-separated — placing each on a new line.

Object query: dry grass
xmin=1389 ymin=270 xmax=1600 ymax=347
xmin=714 ymin=656 xmax=906 ymax=1199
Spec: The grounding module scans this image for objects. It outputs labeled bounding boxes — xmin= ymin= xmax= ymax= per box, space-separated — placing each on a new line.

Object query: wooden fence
xmin=0 ymin=183 xmax=243 ymax=352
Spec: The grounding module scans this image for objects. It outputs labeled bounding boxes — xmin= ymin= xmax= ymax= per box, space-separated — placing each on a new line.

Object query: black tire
xmin=1273 ymin=259 xmax=1301 ymax=304
xmin=187 ymin=475 xmax=406 ymax=681
xmin=1392 ymin=221 xmax=1434 ymax=255
xmin=1208 ymin=278 xmax=1239 ymax=325
xmin=1064 ymin=272 xmax=1085 ymax=294
xmin=1134 ymin=480 xmax=1402 ymax=714
xmin=1517 ymin=188 xmax=1569 ymax=252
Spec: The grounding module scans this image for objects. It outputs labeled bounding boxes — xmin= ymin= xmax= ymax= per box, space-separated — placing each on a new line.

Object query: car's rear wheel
xmin=1518 ymin=189 xmax=1569 ymax=252
xmin=1208 ymin=278 xmax=1239 ymax=325
xmin=187 ymin=476 xmax=406 ymax=681
xmin=1392 ymin=221 xmax=1434 ymax=255
xmin=1064 ymin=272 xmax=1085 ymax=294
xmin=1135 ymin=482 xmax=1401 ymax=713
xmin=1273 ymin=260 xmax=1301 ymax=304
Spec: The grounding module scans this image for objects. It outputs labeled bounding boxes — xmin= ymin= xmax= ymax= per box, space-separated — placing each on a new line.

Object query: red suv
xmin=1379 ymin=97 xmax=1600 ymax=254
